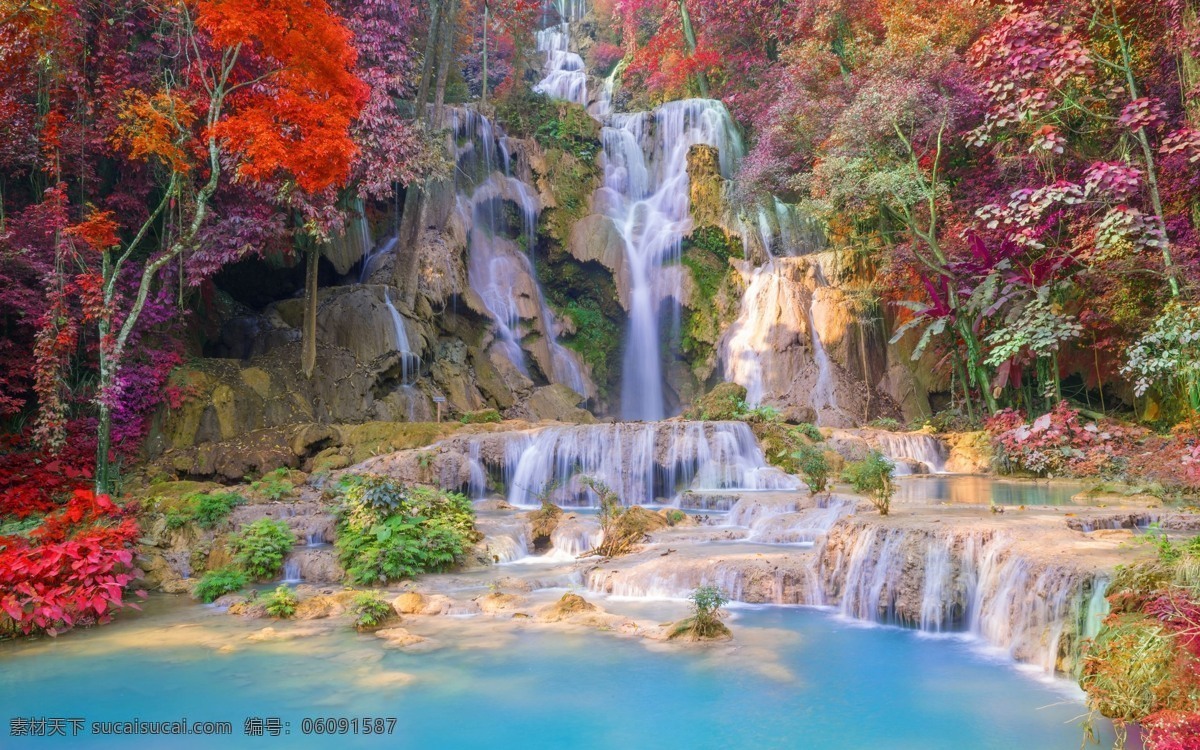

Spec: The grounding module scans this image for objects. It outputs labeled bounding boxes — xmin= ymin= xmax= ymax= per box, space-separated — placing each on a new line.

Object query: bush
xmin=228 ymin=519 xmax=295 ymax=580
xmin=192 ymin=568 xmax=247 ymax=603
xmin=250 ymin=468 xmax=294 ymax=501
xmin=263 ymin=585 xmax=298 ymax=618
xmin=337 ymin=474 xmax=408 ymax=515
xmin=460 ymin=408 xmax=502 ymax=424
xmin=867 ymin=417 xmax=902 ymax=431
xmin=335 ymin=484 xmax=477 ymax=585
xmin=582 ymin=477 xmax=665 ymax=557
xmin=792 ymin=443 xmax=830 ymax=494
xmin=191 ymin=491 xmax=245 ymax=529
xmin=0 ymin=490 xmax=145 ymax=637
xmin=842 ymin=451 xmax=895 ymax=515
xmin=669 ymin=585 xmax=731 ymax=640
xmin=792 ymin=422 xmax=822 ymax=442
xmin=350 ymin=591 xmax=396 ymax=630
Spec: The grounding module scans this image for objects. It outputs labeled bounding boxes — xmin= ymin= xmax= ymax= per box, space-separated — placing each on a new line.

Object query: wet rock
xmin=507 ymin=384 xmax=595 ymax=424
xmin=391 ymin=592 xmax=428 ymax=615
xmin=375 ymin=627 xmax=426 ymax=648
xmin=537 ymin=593 xmax=598 ymax=623
xmin=475 ymin=592 xmax=528 ymax=616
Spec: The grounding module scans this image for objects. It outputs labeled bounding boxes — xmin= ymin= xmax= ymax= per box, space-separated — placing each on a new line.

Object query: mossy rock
xmin=687 ymin=382 xmax=747 ymax=421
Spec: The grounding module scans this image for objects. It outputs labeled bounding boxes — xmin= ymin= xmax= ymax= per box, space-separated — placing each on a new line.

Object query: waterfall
xmin=819 ymin=521 xmax=1107 ymax=673
xmin=871 ymin=432 xmax=949 ymax=474
xmin=535 ymin=23 xmax=587 ymax=105
xmin=480 ymin=421 xmax=798 ymax=507
xmin=451 ymin=108 xmax=590 ymax=395
xmin=721 ymin=262 xmax=806 ymax=407
xmin=383 ymin=288 xmax=419 ymax=385
xmin=919 ymin=540 xmax=953 ymax=632
xmin=281 ymin=558 xmax=302 ymax=583
xmin=532 ymin=5 xmax=742 ymax=419
xmin=606 ymin=101 xmax=743 ymax=420
xmin=806 ymin=265 xmax=837 ymax=415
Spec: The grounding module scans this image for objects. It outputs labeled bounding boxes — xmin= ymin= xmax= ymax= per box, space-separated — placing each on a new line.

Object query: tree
xmin=82 ymin=0 xmax=367 ymax=492
xmin=842 ymin=450 xmax=895 ymax=515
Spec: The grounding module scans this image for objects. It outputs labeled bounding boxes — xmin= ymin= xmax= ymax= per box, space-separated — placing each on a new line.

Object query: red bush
xmin=0 ymin=423 xmax=95 ymax=518
xmin=1143 ymin=711 xmax=1200 ymax=750
xmin=0 ymin=489 xmax=145 ymax=637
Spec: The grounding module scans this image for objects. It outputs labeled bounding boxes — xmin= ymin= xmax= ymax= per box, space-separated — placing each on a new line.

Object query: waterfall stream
xmin=535 ymin=2 xmax=741 ymax=419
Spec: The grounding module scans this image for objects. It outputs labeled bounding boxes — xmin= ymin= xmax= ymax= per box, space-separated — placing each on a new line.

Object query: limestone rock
xmin=508 ymin=384 xmax=595 ymax=423
xmin=391 ymin=592 xmax=428 ymax=615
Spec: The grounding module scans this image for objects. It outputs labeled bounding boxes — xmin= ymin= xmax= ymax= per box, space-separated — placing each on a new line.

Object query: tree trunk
xmin=302 ymin=246 xmax=319 ymax=379
xmin=481 ymin=1 xmax=489 ymax=107
xmin=416 ymin=0 xmax=443 ymax=120
xmin=433 ymin=0 xmax=460 ymax=128
xmin=678 ymin=0 xmax=710 ymax=98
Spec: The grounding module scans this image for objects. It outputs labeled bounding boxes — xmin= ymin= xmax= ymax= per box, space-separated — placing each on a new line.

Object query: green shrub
xmin=867 ymin=417 xmax=902 ymax=431
xmin=793 ymin=443 xmax=830 ymax=494
xmin=164 ymin=509 xmax=190 ymax=530
xmin=336 ymin=484 xmax=477 ymax=585
xmin=792 ymin=422 xmax=822 ymax=442
xmin=264 ymin=585 xmax=299 ymax=618
xmin=350 ymin=591 xmax=396 ymax=630
xmin=337 ymin=474 xmax=409 ymax=515
xmin=191 ymin=491 xmax=245 ymax=529
xmin=192 ymin=568 xmax=248 ymax=603
xmin=669 ymin=585 xmax=731 ymax=640
xmin=665 ymin=509 xmax=687 ymax=526
xmin=228 ymin=519 xmax=296 ymax=580
xmin=250 ymin=468 xmax=295 ymax=501
xmin=460 ymin=408 xmax=502 ymax=424
xmin=842 ymin=451 xmax=896 ymax=515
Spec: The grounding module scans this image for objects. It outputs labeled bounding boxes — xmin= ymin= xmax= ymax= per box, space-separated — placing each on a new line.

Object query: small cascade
xmin=490 ymin=421 xmax=798 ymax=507
xmin=534 ymin=22 xmax=587 ymax=106
xmin=281 ymin=558 xmax=302 ymax=583
xmin=358 ymin=235 xmax=397 ymax=284
xmin=919 ymin=540 xmax=953 ymax=632
xmin=871 ymin=432 xmax=949 ymax=474
xmin=745 ymin=495 xmax=858 ymax=545
xmin=1081 ymin=576 xmax=1111 ymax=642
xmin=383 ymin=288 xmax=420 ymax=384
xmin=305 ymin=529 xmax=326 ymax=547
xmin=549 ymin=521 xmax=603 ymax=558
xmin=818 ymin=521 xmax=1108 ymax=674
xmin=467 ymin=442 xmax=489 ymax=500
xmin=806 ymin=265 xmax=838 ymax=416
xmin=721 ymin=262 xmax=808 ymax=407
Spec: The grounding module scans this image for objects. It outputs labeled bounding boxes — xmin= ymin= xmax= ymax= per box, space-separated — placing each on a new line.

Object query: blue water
xmin=0 ymin=597 xmax=1103 ymax=749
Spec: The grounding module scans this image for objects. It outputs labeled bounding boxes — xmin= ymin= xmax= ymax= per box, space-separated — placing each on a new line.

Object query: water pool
xmin=0 ymin=596 xmax=1110 ymax=749
xmin=892 ymin=475 xmax=1087 ymax=506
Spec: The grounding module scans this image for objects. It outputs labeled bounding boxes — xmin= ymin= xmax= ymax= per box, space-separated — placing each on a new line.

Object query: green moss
xmin=678 ymin=227 xmax=742 ymax=369
xmin=558 ymin=298 xmax=621 ymax=391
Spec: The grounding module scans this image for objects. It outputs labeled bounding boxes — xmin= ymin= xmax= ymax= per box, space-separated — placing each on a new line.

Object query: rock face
xmin=718 ymin=255 xmax=903 ymax=427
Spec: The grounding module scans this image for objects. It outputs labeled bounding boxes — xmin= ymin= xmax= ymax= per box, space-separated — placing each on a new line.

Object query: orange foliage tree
xmin=88 ymin=0 xmax=368 ymax=492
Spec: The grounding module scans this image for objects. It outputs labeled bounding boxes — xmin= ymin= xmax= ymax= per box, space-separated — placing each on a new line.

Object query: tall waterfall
xmin=383 ymin=288 xmax=419 ymax=385
xmin=534 ymin=2 xmax=742 ymax=419
xmin=450 ymin=108 xmax=589 ymax=396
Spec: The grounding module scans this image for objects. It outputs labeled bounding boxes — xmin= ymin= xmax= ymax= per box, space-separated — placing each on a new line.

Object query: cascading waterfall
xmin=383 ymin=288 xmax=419 ymax=385
xmin=533 ymin=2 xmax=742 ymax=419
xmin=818 ymin=522 xmax=1111 ymax=674
xmin=486 ymin=421 xmax=798 ymax=507
xmin=721 ymin=262 xmax=808 ymax=408
xmin=871 ymin=432 xmax=949 ymax=474
xmin=450 ymin=108 xmax=589 ymax=395
xmin=604 ymin=102 xmax=743 ymax=420
xmin=806 ymin=264 xmax=838 ymax=415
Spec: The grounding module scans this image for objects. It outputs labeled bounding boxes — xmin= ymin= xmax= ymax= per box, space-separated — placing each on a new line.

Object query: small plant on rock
xmin=350 ymin=591 xmax=396 ymax=630
xmin=792 ymin=442 xmax=830 ymax=494
xmin=792 ymin=422 xmax=822 ymax=442
xmin=191 ymin=491 xmax=245 ymax=529
xmin=669 ymin=585 xmax=731 ymax=640
xmin=228 ymin=519 xmax=295 ymax=580
xmin=264 ymin=585 xmax=298 ymax=618
xmin=842 ymin=450 xmax=896 ymax=515
xmin=580 ymin=477 xmax=662 ymax=557
xmin=192 ymin=568 xmax=248 ymax=603
xmin=250 ymin=468 xmax=295 ymax=501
